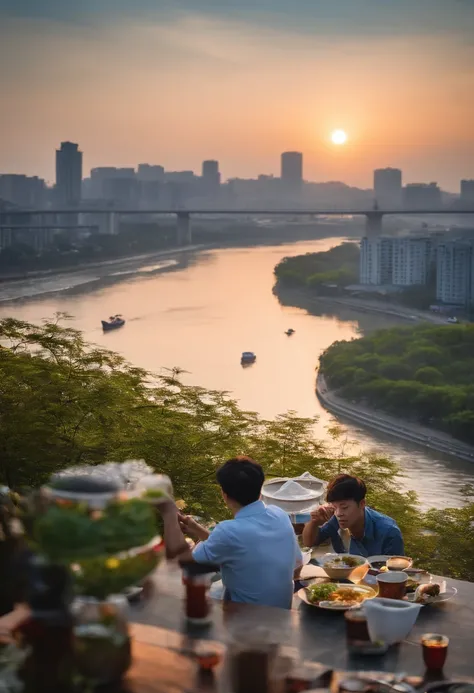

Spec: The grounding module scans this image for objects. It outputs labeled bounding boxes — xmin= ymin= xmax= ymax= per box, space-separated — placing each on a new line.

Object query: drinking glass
xmin=421 ymin=633 xmax=449 ymax=671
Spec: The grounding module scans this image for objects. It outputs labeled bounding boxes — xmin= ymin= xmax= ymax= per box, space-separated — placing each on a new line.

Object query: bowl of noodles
xmin=319 ymin=553 xmax=369 ymax=582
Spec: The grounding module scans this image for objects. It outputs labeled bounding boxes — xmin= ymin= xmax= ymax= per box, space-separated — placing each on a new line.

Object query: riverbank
xmin=275 ymin=285 xmax=447 ymax=325
xmin=0 ymin=243 xmax=212 ymax=285
xmin=316 ymin=372 xmax=474 ymax=464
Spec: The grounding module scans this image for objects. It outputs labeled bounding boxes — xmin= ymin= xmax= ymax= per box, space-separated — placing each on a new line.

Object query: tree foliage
xmin=320 ymin=324 xmax=474 ymax=443
xmin=1 ymin=317 xmax=474 ymax=581
xmin=274 ymin=243 xmax=359 ymax=289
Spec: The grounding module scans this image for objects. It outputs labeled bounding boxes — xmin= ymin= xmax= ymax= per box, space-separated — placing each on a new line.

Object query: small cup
xmin=376 ymin=571 xmax=408 ymax=600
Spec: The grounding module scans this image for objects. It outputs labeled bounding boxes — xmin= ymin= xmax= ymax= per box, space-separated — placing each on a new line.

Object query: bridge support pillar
xmin=101 ymin=211 xmax=118 ymax=235
xmin=365 ymin=211 xmax=384 ymax=236
xmin=176 ymin=212 xmax=191 ymax=246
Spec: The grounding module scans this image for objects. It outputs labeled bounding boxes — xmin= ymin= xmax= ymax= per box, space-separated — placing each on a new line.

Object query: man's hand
xmin=178 ymin=512 xmax=210 ymax=542
xmin=310 ymin=504 xmax=334 ymax=527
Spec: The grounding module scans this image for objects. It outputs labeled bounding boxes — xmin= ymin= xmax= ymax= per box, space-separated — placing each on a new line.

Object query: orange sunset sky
xmin=1 ymin=0 xmax=473 ymax=191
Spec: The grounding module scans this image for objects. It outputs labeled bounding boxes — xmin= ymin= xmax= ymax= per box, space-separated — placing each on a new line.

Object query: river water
xmin=1 ymin=238 xmax=473 ymax=510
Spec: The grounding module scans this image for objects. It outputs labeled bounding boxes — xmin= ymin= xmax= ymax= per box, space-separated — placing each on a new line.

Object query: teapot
xmin=364 ymin=598 xmax=422 ymax=646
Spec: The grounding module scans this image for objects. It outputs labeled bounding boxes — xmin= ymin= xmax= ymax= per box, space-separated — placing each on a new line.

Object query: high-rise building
xmin=137 ymin=164 xmax=164 ymax=182
xmin=403 ymin=183 xmax=441 ymax=210
xmin=281 ymin=152 xmax=303 ymax=188
xmin=201 ymin=160 xmax=221 ymax=192
xmin=55 ymin=141 xmax=82 ymax=207
xmin=391 ymin=237 xmax=432 ymax=286
xmin=0 ymin=174 xmax=46 ymax=208
xmin=436 ymin=241 xmax=473 ymax=305
xmin=460 ymin=180 xmax=474 ymax=205
xmin=359 ymin=237 xmax=393 ymax=285
xmin=373 ymin=168 xmax=402 ymax=208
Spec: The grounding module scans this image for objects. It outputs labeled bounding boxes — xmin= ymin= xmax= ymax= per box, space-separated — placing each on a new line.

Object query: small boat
xmin=241 ymin=351 xmax=256 ymax=364
xmin=102 ymin=315 xmax=125 ymax=331
xmin=285 ymin=328 xmax=295 ymax=336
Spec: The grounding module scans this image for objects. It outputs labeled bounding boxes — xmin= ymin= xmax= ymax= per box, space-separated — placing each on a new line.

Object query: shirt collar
xmin=235 ymin=500 xmax=266 ymax=519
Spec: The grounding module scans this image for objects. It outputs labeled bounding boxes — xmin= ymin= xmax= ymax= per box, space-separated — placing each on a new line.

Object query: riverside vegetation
xmin=274 ymin=242 xmax=437 ymax=309
xmin=0 ymin=316 xmax=473 ymax=582
xmin=320 ymin=324 xmax=474 ymax=446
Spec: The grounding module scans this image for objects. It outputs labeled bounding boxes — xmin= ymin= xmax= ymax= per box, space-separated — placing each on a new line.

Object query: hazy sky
xmin=1 ymin=0 xmax=473 ymax=190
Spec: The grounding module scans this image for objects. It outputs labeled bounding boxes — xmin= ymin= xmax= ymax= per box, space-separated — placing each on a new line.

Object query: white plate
xmin=367 ymin=555 xmax=413 ymax=571
xmin=298 ymin=582 xmax=377 ymax=611
xmin=405 ymin=585 xmax=457 ymax=606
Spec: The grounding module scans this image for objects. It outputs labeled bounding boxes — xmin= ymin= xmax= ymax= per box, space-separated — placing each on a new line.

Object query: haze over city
xmin=1 ymin=0 xmax=474 ymax=190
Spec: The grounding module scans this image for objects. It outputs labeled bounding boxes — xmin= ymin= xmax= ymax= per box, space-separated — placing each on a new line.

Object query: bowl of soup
xmin=319 ymin=553 xmax=369 ymax=582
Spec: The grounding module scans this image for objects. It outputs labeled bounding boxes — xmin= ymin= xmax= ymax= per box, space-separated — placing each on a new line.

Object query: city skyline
xmin=1 ymin=1 xmax=473 ymax=190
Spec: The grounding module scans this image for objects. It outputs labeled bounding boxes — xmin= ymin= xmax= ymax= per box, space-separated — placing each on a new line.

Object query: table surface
xmin=128 ymin=562 xmax=474 ymax=679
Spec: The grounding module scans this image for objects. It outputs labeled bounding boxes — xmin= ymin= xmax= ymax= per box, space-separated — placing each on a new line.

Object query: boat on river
xmin=285 ymin=328 xmax=295 ymax=336
xmin=102 ymin=315 xmax=125 ymax=331
xmin=241 ymin=351 xmax=256 ymax=365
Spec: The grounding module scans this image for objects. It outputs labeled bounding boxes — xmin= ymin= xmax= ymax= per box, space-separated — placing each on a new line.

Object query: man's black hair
xmin=216 ymin=456 xmax=265 ymax=506
xmin=326 ymin=474 xmax=366 ymax=504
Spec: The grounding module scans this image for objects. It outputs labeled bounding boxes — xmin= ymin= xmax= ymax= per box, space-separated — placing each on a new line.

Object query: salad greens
xmin=307 ymin=582 xmax=338 ymax=603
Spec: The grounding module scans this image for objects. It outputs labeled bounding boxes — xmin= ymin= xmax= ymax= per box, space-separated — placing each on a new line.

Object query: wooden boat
xmin=102 ymin=315 xmax=125 ymax=331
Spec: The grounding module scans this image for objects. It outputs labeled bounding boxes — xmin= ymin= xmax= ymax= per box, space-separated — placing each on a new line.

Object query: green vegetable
xmin=307 ymin=582 xmax=338 ymax=603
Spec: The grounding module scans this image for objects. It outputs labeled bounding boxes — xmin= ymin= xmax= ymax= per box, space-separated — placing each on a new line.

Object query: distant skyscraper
xmin=55 ymin=141 xmax=82 ymax=207
xmin=391 ymin=237 xmax=432 ymax=286
xmin=436 ymin=241 xmax=473 ymax=305
xmin=460 ymin=180 xmax=474 ymax=205
xmin=137 ymin=164 xmax=165 ymax=182
xmin=201 ymin=160 xmax=221 ymax=192
xmin=403 ymin=183 xmax=441 ymax=210
xmin=373 ymin=168 xmax=402 ymax=208
xmin=281 ymin=152 xmax=303 ymax=189
xmin=359 ymin=237 xmax=393 ymax=285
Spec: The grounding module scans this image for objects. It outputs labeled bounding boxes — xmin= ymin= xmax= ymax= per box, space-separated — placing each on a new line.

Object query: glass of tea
xmin=376 ymin=571 xmax=408 ymax=600
xmin=421 ymin=634 xmax=449 ymax=671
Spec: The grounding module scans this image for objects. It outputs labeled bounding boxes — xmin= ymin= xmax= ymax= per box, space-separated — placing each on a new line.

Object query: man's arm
xmin=383 ymin=526 xmax=405 ymax=556
xmin=178 ymin=513 xmax=211 ymax=543
xmin=302 ymin=505 xmax=335 ymax=547
xmin=160 ymin=502 xmax=195 ymax=562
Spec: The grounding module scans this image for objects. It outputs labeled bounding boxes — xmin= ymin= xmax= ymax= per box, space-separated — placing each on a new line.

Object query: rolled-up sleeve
xmin=192 ymin=523 xmax=232 ymax=566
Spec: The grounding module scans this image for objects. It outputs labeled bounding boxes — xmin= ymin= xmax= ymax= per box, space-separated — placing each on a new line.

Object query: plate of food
xmin=368 ymin=555 xmax=413 ymax=572
xmin=405 ymin=582 xmax=457 ymax=605
xmin=299 ymin=581 xmax=377 ymax=610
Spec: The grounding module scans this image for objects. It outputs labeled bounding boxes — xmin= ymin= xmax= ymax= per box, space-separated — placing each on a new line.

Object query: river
xmin=1 ymin=238 xmax=473 ymax=510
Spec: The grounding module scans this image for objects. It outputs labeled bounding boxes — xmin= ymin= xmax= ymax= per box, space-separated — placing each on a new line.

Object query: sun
xmin=331 ymin=129 xmax=347 ymax=145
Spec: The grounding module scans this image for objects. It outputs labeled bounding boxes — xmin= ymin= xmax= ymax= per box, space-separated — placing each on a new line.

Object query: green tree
xmin=415 ymin=366 xmax=444 ymax=386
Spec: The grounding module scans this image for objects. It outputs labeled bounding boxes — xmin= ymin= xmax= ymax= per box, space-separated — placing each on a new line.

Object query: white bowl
xmin=319 ymin=553 xmax=369 ymax=582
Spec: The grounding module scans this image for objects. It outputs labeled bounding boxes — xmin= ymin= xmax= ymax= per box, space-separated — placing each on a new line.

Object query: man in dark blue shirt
xmin=302 ymin=474 xmax=404 ymax=557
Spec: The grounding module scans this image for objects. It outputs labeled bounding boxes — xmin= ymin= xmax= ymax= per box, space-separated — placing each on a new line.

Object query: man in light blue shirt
xmin=302 ymin=473 xmax=404 ymax=557
xmin=159 ymin=456 xmax=303 ymax=610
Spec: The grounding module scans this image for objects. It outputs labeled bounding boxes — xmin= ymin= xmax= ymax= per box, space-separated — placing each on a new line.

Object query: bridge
xmin=1 ymin=207 xmax=473 ymax=246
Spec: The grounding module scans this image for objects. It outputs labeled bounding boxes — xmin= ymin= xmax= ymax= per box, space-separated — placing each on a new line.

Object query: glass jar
xmin=72 ymin=595 xmax=131 ymax=685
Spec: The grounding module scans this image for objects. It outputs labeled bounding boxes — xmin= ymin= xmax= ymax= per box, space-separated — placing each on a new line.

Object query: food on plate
xmin=307 ymin=583 xmax=338 ymax=603
xmin=370 ymin=561 xmax=387 ymax=570
xmin=386 ymin=556 xmax=412 ymax=571
xmin=306 ymin=583 xmax=369 ymax=607
xmin=405 ymin=577 xmax=421 ymax=594
xmin=328 ymin=588 xmax=366 ymax=606
xmin=414 ymin=583 xmax=441 ymax=603
xmin=324 ymin=555 xmax=361 ymax=569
